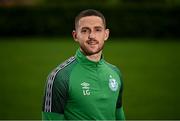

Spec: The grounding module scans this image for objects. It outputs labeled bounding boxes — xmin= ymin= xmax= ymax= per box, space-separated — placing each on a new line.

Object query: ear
xmin=72 ymin=30 xmax=78 ymax=42
xmin=104 ymin=29 xmax=110 ymax=41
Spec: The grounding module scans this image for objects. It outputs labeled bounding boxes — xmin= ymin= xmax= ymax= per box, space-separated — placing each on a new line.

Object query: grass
xmin=0 ymin=37 xmax=179 ymax=119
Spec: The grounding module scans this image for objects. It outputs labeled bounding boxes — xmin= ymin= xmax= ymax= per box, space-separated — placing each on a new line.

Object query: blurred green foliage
xmin=0 ymin=5 xmax=179 ymax=38
xmin=0 ymin=0 xmax=180 ymax=38
xmin=42 ymin=0 xmax=180 ymax=7
xmin=0 ymin=37 xmax=180 ymax=119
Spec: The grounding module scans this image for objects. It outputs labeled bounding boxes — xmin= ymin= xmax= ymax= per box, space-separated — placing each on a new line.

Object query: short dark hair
xmin=75 ymin=9 xmax=106 ymax=29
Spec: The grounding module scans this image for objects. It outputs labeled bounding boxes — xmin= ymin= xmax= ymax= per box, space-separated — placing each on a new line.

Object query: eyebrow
xmin=81 ymin=27 xmax=90 ymax=30
xmin=94 ymin=26 xmax=103 ymax=29
xmin=81 ymin=26 xmax=103 ymax=30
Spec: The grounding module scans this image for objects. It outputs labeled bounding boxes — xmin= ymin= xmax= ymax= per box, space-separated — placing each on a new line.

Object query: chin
xmin=81 ymin=45 xmax=103 ymax=55
xmin=86 ymin=48 xmax=101 ymax=55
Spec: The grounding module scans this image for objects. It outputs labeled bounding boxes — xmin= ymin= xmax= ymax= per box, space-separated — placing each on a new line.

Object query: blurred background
xmin=0 ymin=0 xmax=180 ymax=120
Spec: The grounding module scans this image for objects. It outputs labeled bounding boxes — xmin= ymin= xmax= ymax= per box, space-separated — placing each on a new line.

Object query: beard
xmin=80 ymin=39 xmax=104 ymax=56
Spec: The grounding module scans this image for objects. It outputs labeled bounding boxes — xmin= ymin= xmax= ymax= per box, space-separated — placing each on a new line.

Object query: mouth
xmin=87 ymin=40 xmax=98 ymax=45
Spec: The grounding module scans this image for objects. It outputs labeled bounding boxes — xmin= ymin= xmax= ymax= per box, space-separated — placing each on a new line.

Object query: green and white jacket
xmin=42 ymin=49 xmax=125 ymax=120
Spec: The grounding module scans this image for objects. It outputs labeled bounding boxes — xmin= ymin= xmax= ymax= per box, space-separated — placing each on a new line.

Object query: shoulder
xmin=46 ymin=56 xmax=78 ymax=85
xmin=55 ymin=56 xmax=77 ymax=78
xmin=104 ymin=61 xmax=122 ymax=77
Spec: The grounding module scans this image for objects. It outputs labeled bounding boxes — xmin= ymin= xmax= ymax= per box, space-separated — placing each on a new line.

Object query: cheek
xmin=99 ymin=35 xmax=106 ymax=42
xmin=77 ymin=33 xmax=88 ymax=40
xmin=97 ymin=32 xmax=106 ymax=39
xmin=76 ymin=35 xmax=87 ymax=45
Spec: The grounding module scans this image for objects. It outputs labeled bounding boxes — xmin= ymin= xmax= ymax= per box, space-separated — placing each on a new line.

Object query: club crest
xmin=109 ymin=75 xmax=118 ymax=91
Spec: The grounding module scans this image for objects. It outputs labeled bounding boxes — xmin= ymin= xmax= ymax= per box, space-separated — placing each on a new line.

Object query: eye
xmin=96 ymin=28 xmax=102 ymax=32
xmin=81 ymin=29 xmax=87 ymax=33
xmin=81 ymin=28 xmax=90 ymax=33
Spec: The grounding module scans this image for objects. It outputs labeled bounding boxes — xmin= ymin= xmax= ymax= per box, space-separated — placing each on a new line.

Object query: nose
xmin=88 ymin=32 xmax=95 ymax=39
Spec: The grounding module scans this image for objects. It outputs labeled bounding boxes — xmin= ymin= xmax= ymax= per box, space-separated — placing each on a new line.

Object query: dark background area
xmin=0 ymin=0 xmax=180 ymax=38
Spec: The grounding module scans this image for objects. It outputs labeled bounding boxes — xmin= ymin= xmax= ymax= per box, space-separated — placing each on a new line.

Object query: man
xmin=42 ymin=9 xmax=125 ymax=120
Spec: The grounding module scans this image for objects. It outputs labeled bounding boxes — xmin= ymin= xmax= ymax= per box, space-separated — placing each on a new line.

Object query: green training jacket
xmin=42 ymin=49 xmax=125 ymax=120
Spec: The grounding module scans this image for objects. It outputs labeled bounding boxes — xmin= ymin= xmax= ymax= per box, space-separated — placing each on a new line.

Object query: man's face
xmin=73 ymin=16 xmax=109 ymax=55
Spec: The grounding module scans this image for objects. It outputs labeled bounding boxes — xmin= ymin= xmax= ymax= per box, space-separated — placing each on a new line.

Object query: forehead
xmin=77 ymin=16 xmax=104 ymax=29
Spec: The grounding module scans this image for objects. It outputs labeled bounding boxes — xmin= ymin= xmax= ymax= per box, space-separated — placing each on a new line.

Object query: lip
xmin=87 ymin=40 xmax=98 ymax=45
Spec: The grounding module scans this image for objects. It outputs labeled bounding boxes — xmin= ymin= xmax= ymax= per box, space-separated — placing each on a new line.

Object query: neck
xmin=86 ymin=51 xmax=102 ymax=62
